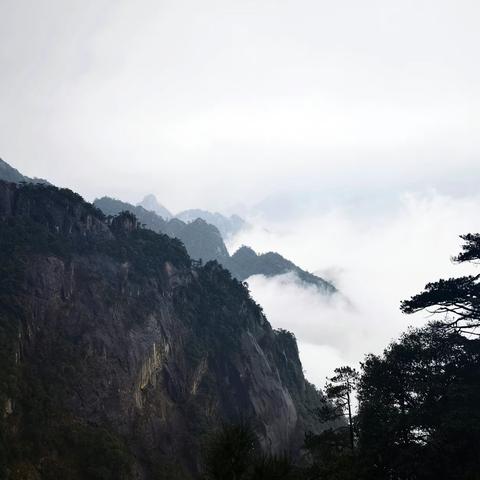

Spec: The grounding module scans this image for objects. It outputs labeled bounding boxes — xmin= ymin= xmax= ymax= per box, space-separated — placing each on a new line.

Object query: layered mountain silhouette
xmin=176 ymin=208 xmax=246 ymax=238
xmin=138 ymin=194 xmax=245 ymax=238
xmin=230 ymin=246 xmax=335 ymax=290
xmin=94 ymin=196 xmax=335 ymax=293
xmin=137 ymin=193 xmax=173 ymax=219
xmin=0 ymin=179 xmax=325 ymax=477
xmin=0 ymin=158 xmax=335 ymax=294
xmin=0 ymin=158 xmax=49 ymax=185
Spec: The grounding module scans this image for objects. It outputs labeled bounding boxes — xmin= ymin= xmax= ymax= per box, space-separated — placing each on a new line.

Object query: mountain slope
xmin=94 ymin=196 xmax=336 ymax=293
xmin=0 ymin=157 xmax=49 ymax=185
xmin=176 ymin=208 xmax=246 ymax=238
xmin=167 ymin=218 xmax=230 ymax=264
xmin=0 ymin=180 xmax=323 ymax=479
xmin=137 ymin=194 xmax=173 ymax=219
xmin=0 ymin=159 xmax=334 ymax=294
xmin=136 ymin=193 xmax=246 ymax=237
xmin=93 ymin=197 xmax=230 ymax=264
xmin=229 ymin=246 xmax=336 ymax=293
xmin=95 ymin=195 xmax=168 ymax=232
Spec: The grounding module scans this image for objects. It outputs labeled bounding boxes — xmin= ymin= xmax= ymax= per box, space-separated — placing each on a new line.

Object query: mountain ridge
xmin=137 ymin=193 xmax=173 ymax=219
xmin=0 ymin=158 xmax=335 ymax=293
xmin=0 ymin=179 xmax=324 ymax=478
xmin=0 ymin=157 xmax=49 ymax=185
xmin=175 ymin=207 xmax=246 ymax=239
xmin=93 ymin=195 xmax=336 ymax=293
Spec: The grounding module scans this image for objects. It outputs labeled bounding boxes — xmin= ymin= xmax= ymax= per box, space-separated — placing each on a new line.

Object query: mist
xmin=1 ymin=0 xmax=479 ymax=388
xmin=1 ymin=0 xmax=479 ymax=211
xmin=228 ymin=191 xmax=480 ymax=387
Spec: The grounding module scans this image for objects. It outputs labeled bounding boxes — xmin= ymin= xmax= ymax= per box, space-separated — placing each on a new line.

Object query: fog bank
xmin=228 ymin=192 xmax=480 ymax=386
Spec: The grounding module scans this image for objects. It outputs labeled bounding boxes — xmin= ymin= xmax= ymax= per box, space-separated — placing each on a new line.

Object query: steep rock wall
xmin=0 ymin=181 xmax=322 ymax=479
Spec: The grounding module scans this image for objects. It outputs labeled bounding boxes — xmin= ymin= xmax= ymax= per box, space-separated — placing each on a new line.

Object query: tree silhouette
xmin=201 ymin=422 xmax=296 ymax=480
xmin=202 ymin=422 xmax=257 ymax=480
xmin=324 ymin=367 xmax=359 ymax=451
xmin=401 ymin=233 xmax=480 ymax=333
xmin=356 ymin=324 xmax=480 ymax=480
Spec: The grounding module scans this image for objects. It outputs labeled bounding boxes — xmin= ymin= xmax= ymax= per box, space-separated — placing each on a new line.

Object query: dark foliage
xmin=356 ymin=324 xmax=480 ymax=480
xmin=0 ymin=183 xmax=193 ymax=478
xmin=323 ymin=367 xmax=358 ymax=451
xmin=202 ymin=422 xmax=258 ymax=480
xmin=201 ymin=423 xmax=296 ymax=480
xmin=401 ymin=233 xmax=480 ymax=332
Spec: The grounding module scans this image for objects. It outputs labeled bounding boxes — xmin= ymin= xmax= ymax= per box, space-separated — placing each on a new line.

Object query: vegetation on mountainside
xmin=202 ymin=422 xmax=298 ymax=480
xmin=229 ymin=246 xmax=336 ymax=293
xmin=199 ymin=233 xmax=480 ymax=480
xmin=201 ymin=321 xmax=480 ymax=480
xmin=1 ymin=182 xmax=316 ymax=479
xmin=2 ymin=181 xmax=480 ymax=479
xmin=92 ymin=196 xmax=335 ymax=292
xmin=0 ymin=184 xmax=190 ymax=478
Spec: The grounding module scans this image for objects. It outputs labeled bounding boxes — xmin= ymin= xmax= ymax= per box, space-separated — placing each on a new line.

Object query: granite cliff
xmin=0 ymin=181 xmax=323 ymax=479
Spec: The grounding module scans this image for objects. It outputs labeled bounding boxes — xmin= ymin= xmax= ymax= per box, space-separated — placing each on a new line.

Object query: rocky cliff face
xmin=0 ymin=181 xmax=322 ymax=479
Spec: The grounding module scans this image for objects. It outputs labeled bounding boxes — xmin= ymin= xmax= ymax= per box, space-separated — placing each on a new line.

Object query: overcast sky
xmin=1 ymin=0 xmax=479 ymax=212
xmin=1 ymin=1 xmax=480 ymax=386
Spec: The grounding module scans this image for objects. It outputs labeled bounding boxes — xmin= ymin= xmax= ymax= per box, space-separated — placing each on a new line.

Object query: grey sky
xmin=1 ymin=0 xmax=479 ymax=212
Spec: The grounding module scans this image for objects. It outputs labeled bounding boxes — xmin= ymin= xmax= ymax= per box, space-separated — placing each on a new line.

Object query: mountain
xmin=0 ymin=160 xmax=334 ymax=293
xmin=0 ymin=180 xmax=323 ymax=478
xmin=137 ymin=195 xmax=245 ymax=238
xmin=167 ymin=218 xmax=231 ymax=265
xmin=0 ymin=157 xmax=49 ymax=185
xmin=176 ymin=208 xmax=246 ymax=238
xmin=93 ymin=197 xmax=230 ymax=264
xmin=94 ymin=196 xmax=336 ymax=293
xmin=230 ymin=246 xmax=336 ymax=293
xmin=95 ymin=196 xmax=168 ymax=232
xmin=137 ymin=194 xmax=173 ymax=219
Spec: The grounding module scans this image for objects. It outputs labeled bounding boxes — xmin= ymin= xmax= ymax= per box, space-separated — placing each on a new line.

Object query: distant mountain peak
xmin=93 ymin=196 xmax=335 ymax=294
xmin=230 ymin=246 xmax=336 ymax=294
xmin=137 ymin=194 xmax=172 ymax=219
xmin=175 ymin=208 xmax=247 ymax=238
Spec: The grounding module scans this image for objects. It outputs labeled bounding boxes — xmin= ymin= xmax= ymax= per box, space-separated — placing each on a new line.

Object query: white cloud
xmin=1 ymin=0 xmax=479 ymax=387
xmin=230 ymin=192 xmax=480 ymax=387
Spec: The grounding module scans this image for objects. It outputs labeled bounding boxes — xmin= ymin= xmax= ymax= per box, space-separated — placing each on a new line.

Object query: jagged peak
xmin=137 ymin=194 xmax=172 ymax=219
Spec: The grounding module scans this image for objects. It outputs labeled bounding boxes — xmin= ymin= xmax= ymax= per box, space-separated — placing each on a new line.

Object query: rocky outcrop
xmin=0 ymin=181 xmax=323 ymax=479
xmin=137 ymin=194 xmax=173 ymax=220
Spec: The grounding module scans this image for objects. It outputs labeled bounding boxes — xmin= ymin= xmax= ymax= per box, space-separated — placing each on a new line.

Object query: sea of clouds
xmin=227 ymin=191 xmax=480 ymax=388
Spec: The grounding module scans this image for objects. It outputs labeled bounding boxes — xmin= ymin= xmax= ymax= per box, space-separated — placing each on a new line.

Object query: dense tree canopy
xmin=356 ymin=323 xmax=480 ymax=479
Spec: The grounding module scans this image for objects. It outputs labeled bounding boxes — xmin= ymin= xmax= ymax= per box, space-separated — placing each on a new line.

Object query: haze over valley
xmin=1 ymin=1 xmax=479 ymax=478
